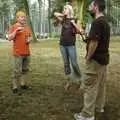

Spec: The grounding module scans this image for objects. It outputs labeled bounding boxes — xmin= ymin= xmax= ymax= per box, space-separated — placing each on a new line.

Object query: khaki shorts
xmin=12 ymin=55 xmax=30 ymax=80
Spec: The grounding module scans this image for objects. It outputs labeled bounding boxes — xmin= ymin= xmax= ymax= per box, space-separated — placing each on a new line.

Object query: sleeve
xmin=88 ymin=21 xmax=101 ymax=41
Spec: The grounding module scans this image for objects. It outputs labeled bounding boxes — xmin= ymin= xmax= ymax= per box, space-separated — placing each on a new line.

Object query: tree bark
xmin=48 ymin=0 xmax=52 ymax=37
xmin=23 ymin=0 xmax=37 ymax=42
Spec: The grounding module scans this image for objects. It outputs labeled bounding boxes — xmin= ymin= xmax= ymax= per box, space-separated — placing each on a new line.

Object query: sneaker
xmin=20 ymin=85 xmax=32 ymax=90
xmin=100 ymin=109 xmax=104 ymax=113
xmin=74 ymin=113 xmax=95 ymax=120
xmin=12 ymin=88 xmax=18 ymax=94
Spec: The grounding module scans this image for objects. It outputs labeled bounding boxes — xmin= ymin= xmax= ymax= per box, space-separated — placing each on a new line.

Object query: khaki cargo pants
xmin=12 ymin=55 xmax=30 ymax=89
xmin=80 ymin=59 xmax=107 ymax=117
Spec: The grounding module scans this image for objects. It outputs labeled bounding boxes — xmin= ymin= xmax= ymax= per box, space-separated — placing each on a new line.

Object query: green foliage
xmin=0 ymin=0 xmax=10 ymax=16
xmin=50 ymin=0 xmax=66 ymax=18
xmin=12 ymin=0 xmax=25 ymax=9
xmin=106 ymin=0 xmax=120 ymax=24
xmin=112 ymin=0 xmax=120 ymax=6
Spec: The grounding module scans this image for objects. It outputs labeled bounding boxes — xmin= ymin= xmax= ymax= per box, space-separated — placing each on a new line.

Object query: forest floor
xmin=0 ymin=36 xmax=120 ymax=120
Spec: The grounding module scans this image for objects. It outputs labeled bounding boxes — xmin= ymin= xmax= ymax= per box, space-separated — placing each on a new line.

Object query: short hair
xmin=16 ymin=11 xmax=26 ymax=17
xmin=94 ymin=0 xmax=106 ymax=12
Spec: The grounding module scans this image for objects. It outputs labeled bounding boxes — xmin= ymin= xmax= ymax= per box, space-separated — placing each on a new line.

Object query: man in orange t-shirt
xmin=8 ymin=11 xmax=32 ymax=93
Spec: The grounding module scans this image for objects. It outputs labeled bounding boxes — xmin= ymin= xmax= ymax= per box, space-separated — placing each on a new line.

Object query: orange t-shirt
xmin=8 ymin=23 xmax=32 ymax=56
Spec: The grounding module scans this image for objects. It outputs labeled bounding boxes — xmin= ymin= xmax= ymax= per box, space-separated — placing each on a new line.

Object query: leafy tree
xmin=0 ymin=0 xmax=11 ymax=36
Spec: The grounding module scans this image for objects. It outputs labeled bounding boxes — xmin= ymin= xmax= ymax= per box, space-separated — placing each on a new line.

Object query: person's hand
xmin=54 ymin=12 xmax=57 ymax=16
xmin=25 ymin=36 xmax=31 ymax=44
xmin=71 ymin=20 xmax=75 ymax=25
xmin=16 ymin=26 xmax=24 ymax=32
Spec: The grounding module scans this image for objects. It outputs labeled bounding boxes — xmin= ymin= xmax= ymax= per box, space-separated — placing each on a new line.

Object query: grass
xmin=0 ymin=37 xmax=120 ymax=120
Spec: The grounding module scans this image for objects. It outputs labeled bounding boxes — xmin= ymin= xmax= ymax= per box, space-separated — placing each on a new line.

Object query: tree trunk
xmin=48 ymin=0 xmax=52 ymax=37
xmin=72 ymin=0 xmax=86 ymax=24
xmin=38 ymin=0 xmax=42 ymax=36
xmin=23 ymin=0 xmax=37 ymax=42
xmin=44 ymin=0 xmax=46 ymax=34
xmin=77 ymin=0 xmax=85 ymax=23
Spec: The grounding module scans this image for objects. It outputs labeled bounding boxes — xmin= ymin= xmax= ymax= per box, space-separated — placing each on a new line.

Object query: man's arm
xmin=86 ymin=40 xmax=98 ymax=60
xmin=85 ymin=21 xmax=101 ymax=60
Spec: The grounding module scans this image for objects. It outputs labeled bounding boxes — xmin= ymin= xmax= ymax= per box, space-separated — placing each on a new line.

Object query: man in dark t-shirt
xmin=87 ymin=16 xmax=110 ymax=65
xmin=72 ymin=0 xmax=110 ymax=120
xmin=54 ymin=0 xmax=81 ymax=90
